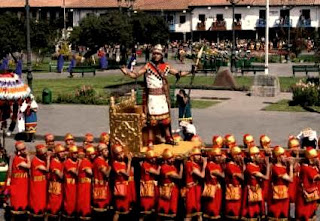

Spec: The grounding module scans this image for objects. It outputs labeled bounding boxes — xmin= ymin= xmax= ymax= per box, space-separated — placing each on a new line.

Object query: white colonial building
xmin=1 ymin=0 xmax=320 ymax=41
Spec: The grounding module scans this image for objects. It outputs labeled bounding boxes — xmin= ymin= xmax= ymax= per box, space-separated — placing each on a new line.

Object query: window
xmin=235 ymin=14 xmax=241 ymax=22
xmin=167 ymin=15 xmax=174 ymax=25
xmin=199 ymin=14 xmax=205 ymax=23
xmin=180 ymin=15 xmax=186 ymax=24
xmin=259 ymin=10 xmax=266 ymax=19
xmin=280 ymin=9 xmax=290 ymax=19
xmin=301 ymin=9 xmax=310 ymax=19
xmin=217 ymin=14 xmax=223 ymax=21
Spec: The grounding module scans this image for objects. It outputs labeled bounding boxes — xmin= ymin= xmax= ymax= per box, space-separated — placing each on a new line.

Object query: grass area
xmin=33 ymin=74 xmax=135 ymax=101
xmin=191 ymin=100 xmax=220 ymax=109
xmin=264 ymin=99 xmax=320 ymax=112
xmin=32 ymin=74 xmax=304 ymax=103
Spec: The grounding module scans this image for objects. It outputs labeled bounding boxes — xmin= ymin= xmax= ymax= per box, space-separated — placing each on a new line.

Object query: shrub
xmin=292 ymin=80 xmax=320 ymax=106
xmin=56 ymin=85 xmax=109 ymax=105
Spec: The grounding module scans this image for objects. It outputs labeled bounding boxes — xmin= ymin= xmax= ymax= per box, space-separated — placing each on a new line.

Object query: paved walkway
xmin=3 ymin=89 xmax=320 ymax=154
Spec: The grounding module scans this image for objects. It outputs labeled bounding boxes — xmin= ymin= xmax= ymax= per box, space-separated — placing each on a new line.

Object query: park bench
xmin=49 ymin=62 xmax=71 ymax=72
xmin=292 ymin=64 xmax=320 ymax=77
xmin=241 ymin=65 xmax=265 ymax=76
xmin=69 ymin=66 xmax=96 ymax=77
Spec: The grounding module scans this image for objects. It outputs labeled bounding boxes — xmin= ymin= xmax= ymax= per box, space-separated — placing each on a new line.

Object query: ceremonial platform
xmin=140 ymin=140 xmax=203 ymax=156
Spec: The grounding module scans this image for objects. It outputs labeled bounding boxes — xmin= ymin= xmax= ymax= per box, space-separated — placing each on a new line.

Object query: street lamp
xmin=226 ymin=0 xmax=243 ymax=73
xmin=25 ymin=0 xmax=33 ymax=91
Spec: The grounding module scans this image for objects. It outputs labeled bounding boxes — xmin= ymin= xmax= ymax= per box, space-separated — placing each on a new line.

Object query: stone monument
xmin=251 ymin=75 xmax=280 ymax=97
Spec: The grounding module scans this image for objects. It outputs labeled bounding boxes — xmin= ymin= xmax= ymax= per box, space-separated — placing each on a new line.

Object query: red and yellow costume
xmin=92 ymin=156 xmax=111 ymax=211
xmin=112 ymin=159 xmax=130 ymax=214
xmin=9 ymin=143 xmax=29 ymax=212
xmin=260 ymin=135 xmax=271 ymax=200
xmin=140 ymin=150 xmax=159 ymax=215
xmin=203 ymin=148 xmax=223 ymax=220
xmin=268 ymin=146 xmax=290 ymax=220
xmin=47 ymin=144 xmax=65 ymax=216
xmin=224 ymin=146 xmax=243 ymax=220
xmin=77 ymin=146 xmax=94 ymax=219
xmin=29 ymin=145 xmax=47 ymax=215
xmin=158 ymin=149 xmax=179 ymax=218
xmin=287 ymin=137 xmax=300 ymax=204
xmin=99 ymin=132 xmax=110 ymax=145
xmin=185 ymin=147 xmax=202 ymax=218
xmin=296 ymin=147 xmax=319 ymax=220
xmin=63 ymin=145 xmax=78 ymax=217
xmin=242 ymin=147 xmax=265 ymax=220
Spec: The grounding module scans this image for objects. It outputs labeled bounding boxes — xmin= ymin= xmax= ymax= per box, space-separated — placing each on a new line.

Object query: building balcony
xmin=297 ymin=19 xmax=311 ymax=28
xmin=211 ymin=21 xmax=226 ymax=31
xmin=197 ymin=22 xmax=206 ymax=31
xmin=234 ymin=21 xmax=241 ymax=30
xmin=256 ymin=18 xmax=266 ymax=27
xmin=275 ymin=18 xmax=292 ymax=27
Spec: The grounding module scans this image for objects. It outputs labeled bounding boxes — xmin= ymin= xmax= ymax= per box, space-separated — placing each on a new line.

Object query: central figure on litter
xmin=121 ymin=44 xmax=194 ymax=147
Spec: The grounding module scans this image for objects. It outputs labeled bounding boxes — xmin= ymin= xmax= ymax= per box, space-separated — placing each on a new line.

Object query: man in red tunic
xmin=29 ymin=144 xmax=50 ymax=217
xmin=47 ymin=143 xmax=66 ymax=220
xmin=83 ymin=133 xmax=94 ymax=146
xmin=92 ymin=143 xmax=111 ymax=214
xmin=45 ymin=133 xmax=55 ymax=153
xmin=203 ymin=147 xmax=224 ymax=220
xmin=157 ymin=148 xmax=183 ymax=219
xmin=243 ymin=134 xmax=255 ymax=149
xmin=287 ymin=137 xmax=300 ymax=219
xmin=63 ymin=144 xmax=78 ymax=219
xmin=185 ymin=146 xmax=206 ymax=221
xmin=212 ymin=135 xmax=224 ymax=148
xmin=241 ymin=146 xmax=269 ymax=220
xmin=8 ymin=141 xmax=30 ymax=216
xmin=64 ymin=133 xmax=75 ymax=147
xmin=296 ymin=147 xmax=320 ymax=220
xmin=224 ymin=146 xmax=244 ymax=220
xmin=259 ymin=135 xmax=272 ymax=203
xmin=99 ymin=132 xmax=110 ymax=145
xmin=121 ymin=44 xmax=192 ymax=146
xmin=268 ymin=146 xmax=293 ymax=220
xmin=112 ymin=144 xmax=132 ymax=221
xmin=77 ymin=144 xmax=95 ymax=220
xmin=139 ymin=149 xmax=160 ymax=220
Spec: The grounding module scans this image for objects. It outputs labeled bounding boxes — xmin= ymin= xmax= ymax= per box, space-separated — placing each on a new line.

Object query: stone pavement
xmin=3 ymin=89 xmax=320 ymax=155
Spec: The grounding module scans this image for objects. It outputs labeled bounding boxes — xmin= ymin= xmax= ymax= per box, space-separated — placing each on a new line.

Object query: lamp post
xmin=227 ymin=0 xmax=242 ymax=73
xmin=265 ymin=0 xmax=269 ymax=74
xmin=25 ymin=0 xmax=33 ymax=90
xmin=63 ymin=0 xmax=66 ymax=39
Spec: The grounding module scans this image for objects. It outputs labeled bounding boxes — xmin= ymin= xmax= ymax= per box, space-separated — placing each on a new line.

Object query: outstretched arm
xmin=120 ymin=65 xmax=147 ymax=79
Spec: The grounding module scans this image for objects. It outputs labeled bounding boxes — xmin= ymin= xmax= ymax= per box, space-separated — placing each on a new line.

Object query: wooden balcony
xmin=211 ymin=21 xmax=226 ymax=31
xmin=234 ymin=21 xmax=241 ymax=30
xmin=197 ymin=22 xmax=206 ymax=31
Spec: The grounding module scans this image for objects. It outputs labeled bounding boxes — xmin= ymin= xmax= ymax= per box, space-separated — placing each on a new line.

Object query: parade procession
xmin=0 ymin=44 xmax=319 ymax=221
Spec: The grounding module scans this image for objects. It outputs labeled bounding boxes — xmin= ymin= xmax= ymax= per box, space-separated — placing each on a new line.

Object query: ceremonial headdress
xmin=305 ymin=147 xmax=318 ymax=159
xmin=64 ymin=133 xmax=74 ymax=141
xmin=69 ymin=145 xmax=78 ymax=153
xmin=260 ymin=135 xmax=271 ymax=146
xmin=249 ymin=146 xmax=260 ymax=155
xmin=273 ymin=145 xmax=285 ymax=157
xmin=146 ymin=149 xmax=157 ymax=159
xmin=153 ymin=44 xmax=163 ymax=55
xmin=162 ymin=148 xmax=173 ymax=160
xmin=54 ymin=143 xmax=65 ymax=153
xmin=112 ymin=144 xmax=124 ymax=155
xmin=190 ymin=146 xmax=202 ymax=156
xmin=210 ymin=147 xmax=222 ymax=156
xmin=212 ymin=135 xmax=223 ymax=147
xmin=230 ymin=146 xmax=242 ymax=156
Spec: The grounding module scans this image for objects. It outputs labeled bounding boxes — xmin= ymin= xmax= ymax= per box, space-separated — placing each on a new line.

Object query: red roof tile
xmin=135 ymin=0 xmax=189 ymax=10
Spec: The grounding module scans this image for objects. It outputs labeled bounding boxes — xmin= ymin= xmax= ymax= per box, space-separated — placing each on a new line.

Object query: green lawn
xmin=264 ymin=99 xmax=320 ymax=112
xmin=32 ymin=74 xmax=303 ymax=103
xmin=191 ymin=100 xmax=220 ymax=109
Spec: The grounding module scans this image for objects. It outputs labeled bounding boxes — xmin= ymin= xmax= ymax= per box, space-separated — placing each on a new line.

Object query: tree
xmin=131 ymin=12 xmax=169 ymax=45
xmin=0 ymin=13 xmax=25 ymax=58
xmin=70 ymin=11 xmax=169 ymax=50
